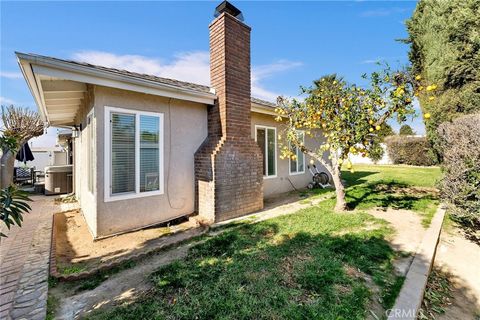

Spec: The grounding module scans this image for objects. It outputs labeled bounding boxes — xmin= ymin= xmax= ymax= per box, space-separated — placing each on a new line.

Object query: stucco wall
xmin=74 ymin=85 xmax=97 ymax=237
xmin=93 ymin=86 xmax=208 ymax=237
xmin=251 ymin=112 xmax=329 ymax=197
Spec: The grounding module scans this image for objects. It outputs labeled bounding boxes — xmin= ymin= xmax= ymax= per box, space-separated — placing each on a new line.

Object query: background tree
xmin=399 ymin=124 xmax=415 ymax=135
xmin=0 ymin=134 xmax=33 ymax=237
xmin=368 ymin=123 xmax=395 ymax=163
xmin=405 ymin=0 xmax=480 ymax=158
xmin=1 ymin=105 xmax=44 ymax=188
xmin=276 ymin=68 xmax=435 ymax=211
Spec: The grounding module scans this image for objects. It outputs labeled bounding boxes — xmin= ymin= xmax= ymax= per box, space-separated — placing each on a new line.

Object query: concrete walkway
xmin=0 ymin=195 xmax=57 ymax=320
xmin=387 ymin=206 xmax=446 ymax=320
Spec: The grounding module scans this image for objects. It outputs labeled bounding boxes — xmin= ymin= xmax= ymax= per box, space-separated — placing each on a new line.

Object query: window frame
xmin=104 ymin=106 xmax=164 ymax=202
xmin=289 ymin=131 xmax=306 ymax=175
xmin=254 ymin=125 xmax=277 ymax=179
xmin=87 ymin=110 xmax=95 ymax=195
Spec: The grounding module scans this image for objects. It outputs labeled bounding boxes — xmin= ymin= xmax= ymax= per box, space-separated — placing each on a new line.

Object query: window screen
xmin=111 ymin=113 xmax=136 ymax=195
xmin=290 ymin=131 xmax=305 ymax=174
xmin=140 ymin=115 xmax=160 ymax=192
xmin=256 ymin=127 xmax=276 ymax=177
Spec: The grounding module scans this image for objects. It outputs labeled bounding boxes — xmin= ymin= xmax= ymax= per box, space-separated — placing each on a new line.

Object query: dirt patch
xmin=368 ymin=208 xmax=426 ymax=254
xmin=373 ymin=184 xmax=439 ymax=197
xmin=54 ymin=210 xmax=198 ymax=272
xmin=53 ymin=245 xmax=191 ymax=319
xmin=344 ymin=265 xmax=384 ymax=320
xmin=431 ymin=228 xmax=480 ymax=319
xmin=281 ymin=253 xmax=312 ymax=288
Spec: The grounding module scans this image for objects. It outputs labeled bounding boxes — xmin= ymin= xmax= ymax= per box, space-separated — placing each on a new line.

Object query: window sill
xmin=289 ymin=171 xmax=305 ymax=176
xmin=263 ymin=175 xmax=278 ymax=180
xmin=104 ymin=190 xmax=164 ymax=203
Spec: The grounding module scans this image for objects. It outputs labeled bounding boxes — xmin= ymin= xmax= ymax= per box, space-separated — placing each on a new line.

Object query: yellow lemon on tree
xmin=415 ymin=75 xmax=422 ymax=80
xmin=369 ymin=127 xmax=374 ymax=132
xmin=424 ymin=113 xmax=431 ymax=119
xmin=376 ymin=125 xmax=381 ymax=131
xmin=369 ymin=119 xmax=374 ymax=125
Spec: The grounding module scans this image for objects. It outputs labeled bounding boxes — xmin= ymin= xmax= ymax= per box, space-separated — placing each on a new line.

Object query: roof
xmin=23 ymin=53 xmax=213 ymax=95
xmin=17 ymin=52 xmax=277 ymax=109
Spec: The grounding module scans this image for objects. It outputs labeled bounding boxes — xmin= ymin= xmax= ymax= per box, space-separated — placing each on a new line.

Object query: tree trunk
xmin=331 ymin=165 xmax=348 ymax=212
xmin=1 ymin=150 xmax=15 ymax=189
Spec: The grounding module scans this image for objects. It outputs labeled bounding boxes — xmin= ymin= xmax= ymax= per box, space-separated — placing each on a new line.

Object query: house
xmin=14 ymin=129 xmax=73 ymax=172
xmin=17 ymin=1 xmax=327 ymax=238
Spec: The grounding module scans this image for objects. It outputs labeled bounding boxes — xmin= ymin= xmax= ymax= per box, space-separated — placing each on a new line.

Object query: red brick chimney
xmin=194 ymin=1 xmax=264 ymax=222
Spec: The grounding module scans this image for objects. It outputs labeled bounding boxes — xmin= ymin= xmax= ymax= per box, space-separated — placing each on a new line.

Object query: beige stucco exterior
xmin=73 ymin=87 xmax=328 ymax=238
xmin=75 ymin=86 xmax=209 ymax=238
xmin=251 ymin=112 xmax=328 ymax=197
xmin=74 ymin=85 xmax=97 ymax=236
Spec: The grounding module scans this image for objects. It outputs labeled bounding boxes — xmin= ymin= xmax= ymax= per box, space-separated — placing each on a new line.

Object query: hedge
xmin=384 ymin=136 xmax=437 ymax=166
xmin=437 ymin=114 xmax=480 ymax=230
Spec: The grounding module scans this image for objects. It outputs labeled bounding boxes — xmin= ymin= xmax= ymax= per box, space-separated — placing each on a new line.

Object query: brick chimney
xmin=194 ymin=1 xmax=264 ymax=222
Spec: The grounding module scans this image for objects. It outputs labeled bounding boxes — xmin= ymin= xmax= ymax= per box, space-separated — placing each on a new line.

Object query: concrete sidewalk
xmin=0 ymin=196 xmax=58 ymax=320
xmin=387 ymin=206 xmax=446 ymax=320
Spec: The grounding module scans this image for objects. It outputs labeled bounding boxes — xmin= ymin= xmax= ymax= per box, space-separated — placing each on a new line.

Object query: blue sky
xmin=1 ymin=1 xmax=424 ymax=145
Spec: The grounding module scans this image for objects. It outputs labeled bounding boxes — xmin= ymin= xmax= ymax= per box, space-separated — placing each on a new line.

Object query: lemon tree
xmin=275 ymin=67 xmax=435 ymax=211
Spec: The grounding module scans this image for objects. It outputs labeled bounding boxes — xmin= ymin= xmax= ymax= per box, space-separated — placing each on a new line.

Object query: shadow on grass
xmin=342 ymin=170 xmax=379 ymax=187
xmin=346 ymin=180 xmax=439 ymax=222
xmin=84 ymin=215 xmax=403 ymax=320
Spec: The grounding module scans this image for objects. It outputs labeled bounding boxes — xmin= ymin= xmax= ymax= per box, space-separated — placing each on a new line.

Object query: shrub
xmin=0 ymin=185 xmax=32 ymax=237
xmin=399 ymin=124 xmax=415 ymax=135
xmin=368 ymin=142 xmax=385 ymax=164
xmin=437 ymin=114 xmax=480 ymax=229
xmin=385 ymin=136 xmax=437 ymax=166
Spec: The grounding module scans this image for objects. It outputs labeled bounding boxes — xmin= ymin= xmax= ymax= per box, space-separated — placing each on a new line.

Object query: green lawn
xmin=86 ymin=165 xmax=440 ymax=320
xmin=343 ymin=165 xmax=441 ymax=227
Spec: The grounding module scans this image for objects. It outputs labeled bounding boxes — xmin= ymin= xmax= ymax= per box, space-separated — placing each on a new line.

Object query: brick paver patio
xmin=0 ymin=196 xmax=58 ymax=320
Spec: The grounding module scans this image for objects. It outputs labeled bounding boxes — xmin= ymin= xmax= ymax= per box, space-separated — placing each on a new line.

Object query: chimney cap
xmin=214 ymin=1 xmax=244 ymax=21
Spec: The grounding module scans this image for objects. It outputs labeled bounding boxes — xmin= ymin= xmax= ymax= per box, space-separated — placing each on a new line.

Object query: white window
xmin=104 ymin=106 xmax=164 ymax=202
xmin=255 ymin=125 xmax=277 ymax=178
xmin=87 ymin=111 xmax=95 ymax=194
xmin=289 ymin=131 xmax=305 ymax=175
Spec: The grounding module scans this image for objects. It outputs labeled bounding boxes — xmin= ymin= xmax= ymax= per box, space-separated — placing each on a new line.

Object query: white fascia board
xmin=251 ymin=102 xmax=278 ymax=116
xmin=17 ymin=53 xmax=216 ymax=105
xmin=16 ymin=58 xmax=49 ymax=123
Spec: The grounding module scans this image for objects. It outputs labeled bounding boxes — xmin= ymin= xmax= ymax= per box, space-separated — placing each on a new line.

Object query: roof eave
xmin=16 ymin=56 xmax=49 ymax=124
xmin=16 ymin=52 xmax=217 ymax=107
